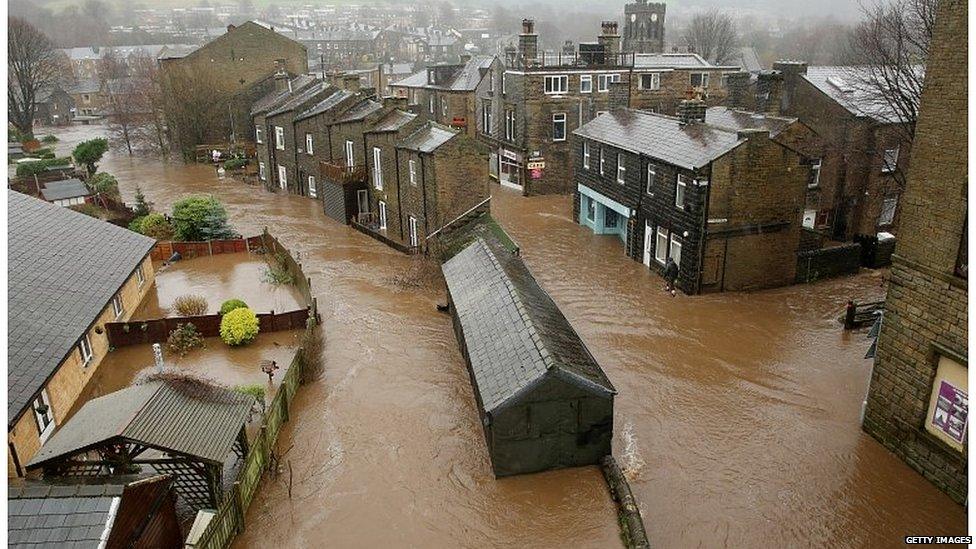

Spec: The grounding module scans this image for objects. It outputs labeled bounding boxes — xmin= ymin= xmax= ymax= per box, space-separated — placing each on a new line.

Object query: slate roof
xmin=574 ymin=109 xmax=745 ymax=170
xmin=333 ymin=98 xmax=383 ymax=124
xmin=633 ymin=52 xmax=713 ymax=69
xmin=803 ymin=66 xmax=916 ymax=123
xmin=8 ymin=481 xmax=121 ymax=548
xmin=39 ymin=179 xmax=91 ymax=202
xmin=7 ymin=191 xmax=156 ymax=426
xmin=294 ymin=88 xmax=353 ymax=121
xmin=266 ymin=82 xmax=332 ymax=117
xmin=65 ymin=79 xmax=101 ymax=95
xmin=732 ymin=47 xmax=764 ymax=73
xmin=396 ymin=122 xmax=457 ymax=153
xmin=443 ymin=239 xmax=615 ymax=413
xmin=392 ymin=55 xmax=494 ymax=91
xmin=367 ymin=109 xmax=417 ymax=133
xmin=704 ymin=106 xmax=796 ymax=137
xmin=249 ymin=74 xmax=319 ymax=116
xmin=28 ymin=380 xmax=254 ymax=468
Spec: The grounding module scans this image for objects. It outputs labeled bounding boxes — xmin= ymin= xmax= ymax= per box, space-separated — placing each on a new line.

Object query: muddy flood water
xmin=52 ymin=124 xmax=966 ymax=547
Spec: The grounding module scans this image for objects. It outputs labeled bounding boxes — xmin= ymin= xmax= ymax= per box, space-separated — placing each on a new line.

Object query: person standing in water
xmin=663 ymin=257 xmax=679 ymax=296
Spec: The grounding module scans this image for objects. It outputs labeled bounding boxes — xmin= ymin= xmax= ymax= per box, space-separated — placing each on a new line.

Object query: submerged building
xmin=443 ymin=239 xmax=616 ymax=477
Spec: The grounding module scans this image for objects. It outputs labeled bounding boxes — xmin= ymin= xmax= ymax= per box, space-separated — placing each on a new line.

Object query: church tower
xmin=622 ymin=0 xmax=666 ymax=54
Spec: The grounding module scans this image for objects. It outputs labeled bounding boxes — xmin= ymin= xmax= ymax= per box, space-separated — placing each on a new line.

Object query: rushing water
xmin=52 ymin=125 xmax=966 ymax=547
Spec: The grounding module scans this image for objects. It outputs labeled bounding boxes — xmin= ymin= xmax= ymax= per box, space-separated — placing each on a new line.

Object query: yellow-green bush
xmin=219 ymin=307 xmax=259 ymax=346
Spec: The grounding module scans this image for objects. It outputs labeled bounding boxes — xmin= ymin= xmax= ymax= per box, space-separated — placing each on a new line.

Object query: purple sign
xmin=932 ymin=381 xmax=968 ymax=444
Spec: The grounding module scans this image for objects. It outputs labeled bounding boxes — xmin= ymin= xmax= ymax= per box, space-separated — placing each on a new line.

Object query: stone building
xmin=623 ymin=0 xmax=666 ymax=54
xmin=443 ymin=238 xmax=616 ymax=477
xmin=362 ymin=121 xmax=489 ymax=252
xmin=747 ymin=61 xmax=914 ymax=241
xmin=7 ymin=191 xmax=156 ymax=477
xmin=251 ymin=74 xmax=319 ymax=190
xmin=861 ymin=0 xmax=967 ymax=505
xmin=33 ymin=87 xmax=74 ymax=126
xmin=477 ymin=19 xmax=739 ymax=196
xmin=362 ymin=109 xmax=424 ymax=239
xmin=572 ymin=99 xmax=809 ymax=294
xmin=389 ymin=55 xmax=501 ymax=138
xmin=262 ymin=81 xmax=338 ymax=194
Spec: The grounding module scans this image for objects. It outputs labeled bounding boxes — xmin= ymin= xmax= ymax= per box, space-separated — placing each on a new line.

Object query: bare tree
xmin=97 ymin=48 xmax=129 ymax=83
xmin=8 ymin=18 xmax=65 ymax=138
xmin=847 ymin=0 xmax=936 ymax=150
xmin=683 ymin=9 xmax=738 ymax=65
xmin=104 ymin=78 xmax=139 ymax=155
xmin=161 ymin=66 xmax=230 ymax=159
xmin=129 ymin=54 xmax=171 ymax=156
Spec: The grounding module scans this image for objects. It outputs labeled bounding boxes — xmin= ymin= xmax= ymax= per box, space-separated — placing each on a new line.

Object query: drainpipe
xmin=698 ymin=162 xmax=714 ymax=295
xmin=420 ymin=153 xmax=431 ymax=238
xmin=395 ymin=146 xmax=404 ymax=242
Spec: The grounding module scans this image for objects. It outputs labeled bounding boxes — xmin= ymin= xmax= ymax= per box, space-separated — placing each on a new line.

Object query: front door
xmin=357 ymin=190 xmax=368 ymax=220
xmin=643 ymin=222 xmax=653 ymax=267
xmin=277 ymin=165 xmax=287 ymax=190
xmin=408 ymin=216 xmax=418 ymax=247
xmin=378 ymin=201 xmax=387 ymax=230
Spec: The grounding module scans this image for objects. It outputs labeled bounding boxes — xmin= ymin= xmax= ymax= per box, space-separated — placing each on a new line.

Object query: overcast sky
xmin=486 ymin=0 xmax=865 ymax=23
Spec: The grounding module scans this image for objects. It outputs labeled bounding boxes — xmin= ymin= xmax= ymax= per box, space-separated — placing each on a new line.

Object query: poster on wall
xmin=931 ymin=380 xmax=968 ymax=444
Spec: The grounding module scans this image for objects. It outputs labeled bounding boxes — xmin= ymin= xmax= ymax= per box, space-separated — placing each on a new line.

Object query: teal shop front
xmin=577 ymin=183 xmax=630 ymax=244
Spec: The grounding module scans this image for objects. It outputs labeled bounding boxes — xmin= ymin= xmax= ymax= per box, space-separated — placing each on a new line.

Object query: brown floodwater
xmin=49 ymin=124 xmax=966 ymax=547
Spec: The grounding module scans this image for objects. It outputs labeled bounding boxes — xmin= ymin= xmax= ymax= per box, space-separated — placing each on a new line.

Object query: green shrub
xmin=223 ymin=158 xmax=247 ymax=170
xmin=41 ymin=134 xmax=58 ymax=144
xmin=167 ymin=323 xmax=204 ymax=357
xmin=220 ymin=307 xmax=260 ymax=346
xmin=219 ymin=299 xmax=249 ymax=315
xmin=73 ymin=138 xmax=109 ymax=176
xmin=38 ymin=151 xmax=55 ymax=159
xmin=30 ymin=147 xmax=53 ymax=157
xmin=171 ymin=195 xmax=235 ymax=241
xmin=234 ymin=384 xmax=265 ymax=403
xmin=173 ymin=294 xmax=208 ymax=316
xmin=262 ymin=253 xmax=294 ymax=286
xmin=69 ymin=203 xmax=104 ymax=219
xmin=133 ymin=186 xmax=151 ymax=217
xmin=135 ymin=213 xmax=175 ymax=240
xmin=15 ymin=157 xmax=72 ymax=177
xmin=89 ymin=172 xmax=120 ymax=200
xmin=128 ymin=215 xmax=147 ymax=233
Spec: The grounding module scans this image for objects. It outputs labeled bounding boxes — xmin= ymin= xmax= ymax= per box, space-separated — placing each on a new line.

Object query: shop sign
xmin=932 ymin=381 xmax=968 ymax=443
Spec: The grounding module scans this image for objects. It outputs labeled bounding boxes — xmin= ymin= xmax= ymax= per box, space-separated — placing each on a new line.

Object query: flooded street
xmin=55 ymin=124 xmax=965 ymax=547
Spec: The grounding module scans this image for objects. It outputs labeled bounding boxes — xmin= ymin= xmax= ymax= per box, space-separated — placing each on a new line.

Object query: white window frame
xmin=580 ymin=74 xmax=593 ymax=93
xmin=501 ymin=73 xmax=507 ymax=94
xmin=544 ymin=75 xmax=569 ymax=95
xmin=255 ymin=126 xmax=263 ymax=144
xmin=599 ymin=146 xmax=605 ymax=175
xmin=670 ymin=234 xmax=683 ymax=266
xmin=583 ymin=141 xmax=590 ymax=169
xmin=442 ymin=97 xmax=448 ymax=117
xmin=879 ymin=196 xmax=898 ymax=225
xmin=676 ymin=174 xmax=688 ymax=209
xmin=378 ymin=200 xmax=388 ymax=230
xmin=482 ymin=101 xmax=492 ymax=134
xmin=552 ymin=112 xmax=567 ymax=142
xmin=278 ymin=165 xmax=287 ymax=190
xmin=882 ymin=147 xmax=899 ymax=173
xmin=33 ymin=390 xmax=56 ymax=444
xmin=373 ymin=147 xmax=383 ymax=190
xmin=78 ymin=333 xmax=94 ymax=366
xmin=646 ymin=163 xmax=656 ymax=194
xmin=585 ymin=195 xmax=596 ymax=222
xmin=305 ymin=133 xmax=314 ymax=155
xmin=616 ymin=153 xmax=626 ymax=184
xmin=345 ymin=140 xmax=354 ymax=166
xmin=639 ymin=73 xmax=660 ymax=91
xmin=274 ymin=126 xmax=284 ymax=150
xmin=259 ymin=161 xmax=266 ymax=181
xmin=597 ymin=73 xmax=621 ymax=92
xmin=655 ymin=227 xmax=668 ymax=265
xmin=308 ymin=175 xmax=317 ymax=198
xmin=505 ymin=110 xmax=515 ymax=141
xmin=111 ymin=293 xmax=124 ymax=319
xmin=428 ymin=94 xmax=434 ymax=114
xmin=409 ymin=159 xmax=417 ymax=185
xmin=408 ymin=215 xmax=419 ymax=247
xmin=691 ymin=72 xmax=709 ymax=89
xmin=809 ymin=158 xmax=822 ymax=188
xmin=488 ymin=70 xmax=494 ymax=93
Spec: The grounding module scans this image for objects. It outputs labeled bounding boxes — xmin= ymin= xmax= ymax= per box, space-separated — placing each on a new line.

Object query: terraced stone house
xmin=572 ymin=100 xmax=809 ymax=294
xmin=7 ymin=191 xmax=156 ymax=477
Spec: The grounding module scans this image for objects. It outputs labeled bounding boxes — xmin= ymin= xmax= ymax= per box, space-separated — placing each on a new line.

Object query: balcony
xmin=320 ymin=161 xmax=368 ymax=185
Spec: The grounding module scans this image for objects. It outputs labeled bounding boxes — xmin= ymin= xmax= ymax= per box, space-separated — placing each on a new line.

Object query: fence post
xmin=280 ymin=386 xmax=290 ymax=423
xmin=260 ymin=424 xmax=269 ymax=471
xmin=233 ymin=481 xmax=245 ymax=533
xmin=208 ymin=240 xmax=214 ymax=256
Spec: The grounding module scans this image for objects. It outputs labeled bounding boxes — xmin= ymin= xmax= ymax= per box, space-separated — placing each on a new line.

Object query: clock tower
xmin=622 ymin=0 xmax=666 ymax=54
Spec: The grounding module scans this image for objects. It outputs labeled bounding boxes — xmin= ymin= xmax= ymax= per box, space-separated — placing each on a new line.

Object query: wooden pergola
xmin=27 ymin=380 xmax=254 ymax=510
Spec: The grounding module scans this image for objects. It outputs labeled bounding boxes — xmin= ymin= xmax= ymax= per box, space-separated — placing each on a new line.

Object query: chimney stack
xmin=772 ymin=60 xmax=808 ymax=114
xmin=677 ymin=98 xmax=706 ymax=125
xmin=342 ymin=74 xmax=361 ymax=92
xmin=273 ymin=70 xmax=290 ymax=93
xmin=608 ymin=81 xmax=629 ymax=113
xmin=724 ymin=71 xmax=753 ymax=110
xmin=598 ymin=21 xmax=621 ymax=61
xmin=519 ymin=19 xmax=538 ymax=67
xmin=756 ymin=70 xmax=784 ymax=115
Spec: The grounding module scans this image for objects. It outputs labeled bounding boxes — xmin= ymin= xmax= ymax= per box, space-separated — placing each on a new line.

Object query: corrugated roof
xmin=7 ymin=191 xmax=156 ymax=426
xmin=802 ymin=66 xmax=915 ymax=123
xmin=442 ymin=239 xmax=615 ymax=413
xmin=40 ymin=179 xmax=90 ymax=201
xmin=28 ymin=380 xmax=254 ymax=467
xmin=704 ymin=106 xmax=796 ymax=137
xmin=396 ymin=122 xmax=457 ymax=152
xmin=573 ymin=109 xmax=744 ymax=170
xmin=367 ymin=109 xmax=417 ymax=133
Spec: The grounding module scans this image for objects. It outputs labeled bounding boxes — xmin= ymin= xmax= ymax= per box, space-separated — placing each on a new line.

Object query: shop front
xmin=577 ymin=184 xmax=631 ymax=246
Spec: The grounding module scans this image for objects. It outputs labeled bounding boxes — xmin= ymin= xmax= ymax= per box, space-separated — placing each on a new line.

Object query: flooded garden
xmin=49 ymin=124 xmax=966 ymax=548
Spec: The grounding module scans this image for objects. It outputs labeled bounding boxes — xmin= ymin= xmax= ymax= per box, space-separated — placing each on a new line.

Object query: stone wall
xmin=861 ymin=0 xmax=968 ymax=505
xmin=794 ymin=243 xmax=861 ymax=283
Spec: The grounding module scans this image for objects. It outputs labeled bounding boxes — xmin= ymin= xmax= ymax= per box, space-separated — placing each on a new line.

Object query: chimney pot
xmin=678 ymin=98 xmax=707 ymax=125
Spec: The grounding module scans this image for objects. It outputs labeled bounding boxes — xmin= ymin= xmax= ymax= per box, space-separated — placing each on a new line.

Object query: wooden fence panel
xmin=106 ymin=308 xmax=311 ymax=348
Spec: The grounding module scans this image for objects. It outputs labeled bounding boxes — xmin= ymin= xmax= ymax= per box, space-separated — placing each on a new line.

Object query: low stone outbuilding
xmin=443 ymin=239 xmax=616 ymax=477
